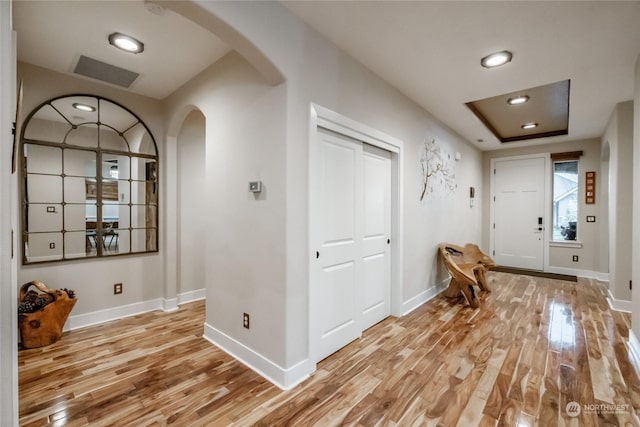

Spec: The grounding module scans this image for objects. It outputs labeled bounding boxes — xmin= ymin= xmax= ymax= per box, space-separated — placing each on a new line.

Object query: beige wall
xmin=164 ymin=51 xmax=289 ymax=366
xmin=281 ymin=12 xmax=483 ymax=371
xmin=296 ymin=45 xmax=485 ymax=307
xmin=603 ymin=101 xmax=634 ymax=304
xmin=482 ymin=138 xmax=606 ymax=275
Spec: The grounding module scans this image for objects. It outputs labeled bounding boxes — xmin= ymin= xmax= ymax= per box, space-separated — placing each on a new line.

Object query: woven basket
xmin=18 ymin=281 xmax=77 ymax=349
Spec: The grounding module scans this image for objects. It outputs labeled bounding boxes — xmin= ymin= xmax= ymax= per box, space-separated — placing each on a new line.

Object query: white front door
xmin=310 ymin=128 xmax=391 ymax=363
xmin=493 ymin=156 xmax=546 ymax=270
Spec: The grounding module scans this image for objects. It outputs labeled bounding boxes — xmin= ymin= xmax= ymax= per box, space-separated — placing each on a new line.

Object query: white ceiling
xmin=12 ymin=0 xmax=230 ymax=100
xmin=13 ymin=1 xmax=640 ymax=151
xmin=281 ymin=1 xmax=640 ymax=150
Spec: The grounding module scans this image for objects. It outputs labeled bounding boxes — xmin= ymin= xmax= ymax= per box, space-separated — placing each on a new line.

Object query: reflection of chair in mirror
xmin=85 ymin=220 xmax=118 ymax=252
xmin=85 ymin=220 xmax=97 ymax=253
xmin=85 ymin=231 xmax=97 ymax=252
xmin=103 ymin=222 xmax=119 ymax=250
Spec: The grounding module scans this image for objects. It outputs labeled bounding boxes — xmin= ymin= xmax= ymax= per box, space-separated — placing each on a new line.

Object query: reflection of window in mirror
xmin=20 ymin=95 xmax=158 ymax=264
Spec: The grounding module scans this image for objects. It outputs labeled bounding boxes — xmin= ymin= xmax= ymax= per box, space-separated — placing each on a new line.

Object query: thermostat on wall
xmin=249 ymin=180 xmax=262 ymax=193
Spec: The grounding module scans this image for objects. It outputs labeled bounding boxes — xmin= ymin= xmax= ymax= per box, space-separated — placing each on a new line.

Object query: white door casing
xmin=492 ymin=156 xmax=547 ymax=270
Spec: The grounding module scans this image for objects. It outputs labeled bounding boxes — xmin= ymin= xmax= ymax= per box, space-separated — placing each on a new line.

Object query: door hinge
xmin=493 ymin=223 xmax=495 ymax=229
xmin=630 ymin=280 xmax=633 ymax=290
xmin=493 ymin=168 xmax=496 ymax=175
xmin=493 ymin=250 xmax=495 ymax=256
xmin=493 ymin=196 xmax=496 ymax=202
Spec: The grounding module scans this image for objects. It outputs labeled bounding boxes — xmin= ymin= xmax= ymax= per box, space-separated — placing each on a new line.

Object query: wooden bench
xmin=438 ymin=243 xmax=496 ymax=308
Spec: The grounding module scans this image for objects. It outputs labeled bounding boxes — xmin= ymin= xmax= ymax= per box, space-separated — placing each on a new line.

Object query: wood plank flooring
xmin=19 ymin=272 xmax=640 ymax=426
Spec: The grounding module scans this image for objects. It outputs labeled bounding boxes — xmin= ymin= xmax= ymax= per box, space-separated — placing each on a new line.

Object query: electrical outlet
xmin=243 ymin=312 xmax=250 ymax=329
xmin=49 ymin=242 xmax=55 ymax=249
xmin=114 ymin=283 xmax=123 ymax=294
xmin=572 ymin=255 xmax=579 ymax=262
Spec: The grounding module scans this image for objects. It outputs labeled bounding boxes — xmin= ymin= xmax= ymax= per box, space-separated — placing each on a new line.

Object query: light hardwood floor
xmin=19 ymin=272 xmax=640 ymax=426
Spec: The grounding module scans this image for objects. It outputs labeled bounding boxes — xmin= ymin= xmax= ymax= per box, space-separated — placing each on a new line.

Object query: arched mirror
xmin=21 ymin=95 xmax=158 ymax=264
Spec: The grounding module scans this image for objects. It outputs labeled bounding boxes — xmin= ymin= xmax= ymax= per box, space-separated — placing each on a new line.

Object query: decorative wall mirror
xmin=20 ymin=95 xmax=159 ymax=264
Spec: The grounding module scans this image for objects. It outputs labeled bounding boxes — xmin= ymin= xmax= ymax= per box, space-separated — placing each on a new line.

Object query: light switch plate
xmin=249 ymin=180 xmax=262 ymax=193
xmin=586 ymin=216 xmax=596 ymax=223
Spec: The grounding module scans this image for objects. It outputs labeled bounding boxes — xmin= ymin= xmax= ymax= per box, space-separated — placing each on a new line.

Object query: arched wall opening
xmin=176 ymin=110 xmax=206 ymax=300
xmin=161 ymin=1 xmax=285 ymax=87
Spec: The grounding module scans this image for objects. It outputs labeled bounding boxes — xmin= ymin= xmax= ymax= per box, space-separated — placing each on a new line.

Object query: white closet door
xmin=310 ymin=128 xmax=391 ymax=363
xmin=311 ymin=129 xmax=363 ymax=363
xmin=360 ymin=144 xmax=391 ymax=331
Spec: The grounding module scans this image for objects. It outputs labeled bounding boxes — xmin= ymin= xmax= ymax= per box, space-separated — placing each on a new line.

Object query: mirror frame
xmin=20 ymin=94 xmax=159 ymax=264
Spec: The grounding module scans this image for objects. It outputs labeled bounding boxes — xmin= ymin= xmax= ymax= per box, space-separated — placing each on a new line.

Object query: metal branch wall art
xmin=419 ymin=138 xmax=456 ymax=202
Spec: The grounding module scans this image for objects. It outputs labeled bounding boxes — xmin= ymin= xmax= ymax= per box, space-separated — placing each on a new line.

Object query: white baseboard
xmin=203 ymin=322 xmax=310 ymax=390
xmin=629 ymin=330 xmax=640 ymax=376
xmin=545 ymin=266 xmax=608 ymax=282
xmin=65 ymin=289 xmax=207 ymax=331
xmin=401 ymin=277 xmax=448 ymax=316
xmin=162 ymin=298 xmax=179 ymax=312
xmin=177 ymin=288 xmax=205 ymax=305
xmin=606 ymin=289 xmax=633 ymax=313
xmin=65 ymin=298 xmax=163 ymax=331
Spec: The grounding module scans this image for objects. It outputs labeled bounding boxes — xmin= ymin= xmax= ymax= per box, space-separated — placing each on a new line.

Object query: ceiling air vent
xmin=73 ymin=55 xmax=139 ymax=88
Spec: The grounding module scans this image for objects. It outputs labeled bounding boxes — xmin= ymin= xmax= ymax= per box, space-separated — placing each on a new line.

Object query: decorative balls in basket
xmin=18 ymin=281 xmax=77 ymax=349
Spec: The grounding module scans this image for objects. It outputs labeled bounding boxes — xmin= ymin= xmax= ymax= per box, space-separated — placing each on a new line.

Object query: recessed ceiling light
xmin=481 ymin=50 xmax=513 ymax=68
xmin=521 ymin=122 xmax=539 ymax=130
xmin=72 ymin=103 xmax=96 ymax=112
xmin=507 ymin=95 xmax=529 ymax=105
xmin=108 ymin=32 xmax=144 ymax=54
